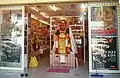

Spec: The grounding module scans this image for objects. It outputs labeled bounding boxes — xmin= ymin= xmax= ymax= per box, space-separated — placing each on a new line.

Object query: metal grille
xmin=50 ymin=53 xmax=75 ymax=68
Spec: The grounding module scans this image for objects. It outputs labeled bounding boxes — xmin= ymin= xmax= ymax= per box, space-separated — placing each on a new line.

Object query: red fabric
xmin=66 ymin=47 xmax=69 ymax=54
xmin=93 ymin=28 xmax=116 ymax=35
xmin=55 ymin=48 xmax=59 ymax=54
xmin=47 ymin=68 xmax=70 ymax=73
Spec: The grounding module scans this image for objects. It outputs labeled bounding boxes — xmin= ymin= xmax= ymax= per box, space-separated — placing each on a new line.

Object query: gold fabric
xmin=58 ymin=33 xmax=66 ymax=54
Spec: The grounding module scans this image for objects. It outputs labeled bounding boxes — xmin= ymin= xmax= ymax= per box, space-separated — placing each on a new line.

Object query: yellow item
xmin=34 ymin=56 xmax=39 ymax=66
xmin=59 ymin=33 xmax=66 ymax=39
xmin=29 ymin=56 xmax=39 ymax=68
xmin=67 ymin=44 xmax=71 ymax=48
xmin=58 ymin=33 xmax=66 ymax=54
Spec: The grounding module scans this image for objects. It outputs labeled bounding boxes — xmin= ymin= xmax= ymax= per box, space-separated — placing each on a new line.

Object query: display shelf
xmin=72 ymin=30 xmax=83 ymax=32
xmin=51 ymin=25 xmax=83 ymax=27
xmin=27 ymin=15 xmax=50 ymax=58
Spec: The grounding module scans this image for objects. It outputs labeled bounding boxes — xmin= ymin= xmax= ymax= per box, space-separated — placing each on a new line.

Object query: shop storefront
xmin=0 ymin=0 xmax=119 ymax=75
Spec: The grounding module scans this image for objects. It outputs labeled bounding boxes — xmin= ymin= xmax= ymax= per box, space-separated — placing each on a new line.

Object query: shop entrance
xmin=25 ymin=3 xmax=89 ymax=68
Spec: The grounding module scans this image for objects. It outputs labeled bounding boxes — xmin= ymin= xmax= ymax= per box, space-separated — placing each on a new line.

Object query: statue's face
xmin=60 ymin=20 xmax=66 ymax=30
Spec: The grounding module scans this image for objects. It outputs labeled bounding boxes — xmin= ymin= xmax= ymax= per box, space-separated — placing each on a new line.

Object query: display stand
xmin=50 ymin=16 xmax=85 ymax=68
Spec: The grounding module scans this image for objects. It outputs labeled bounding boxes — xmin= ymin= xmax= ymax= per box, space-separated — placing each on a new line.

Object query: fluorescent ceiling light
xmin=49 ymin=5 xmax=59 ymax=11
xmin=60 ymin=16 xmax=66 ymax=20
xmin=80 ymin=4 xmax=86 ymax=12
xmin=80 ymin=4 xmax=86 ymax=9
xmin=31 ymin=14 xmax=38 ymax=20
xmin=39 ymin=20 xmax=50 ymax=25
xmin=31 ymin=14 xmax=49 ymax=25
xmin=40 ymin=12 xmax=49 ymax=18
xmin=30 ymin=7 xmax=39 ymax=12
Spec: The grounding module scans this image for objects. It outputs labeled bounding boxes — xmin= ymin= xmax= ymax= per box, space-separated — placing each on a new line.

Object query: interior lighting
xmin=30 ymin=7 xmax=39 ymax=12
xmin=39 ymin=20 xmax=50 ymax=25
xmin=49 ymin=5 xmax=59 ymax=11
xmin=60 ymin=16 xmax=66 ymax=20
xmin=31 ymin=14 xmax=38 ymax=20
xmin=40 ymin=12 xmax=49 ymax=18
xmin=80 ymin=4 xmax=86 ymax=12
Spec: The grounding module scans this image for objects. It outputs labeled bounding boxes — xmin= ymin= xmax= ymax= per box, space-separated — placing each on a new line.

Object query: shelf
xmin=51 ymin=30 xmax=83 ymax=32
xmin=72 ymin=30 xmax=83 ymax=32
xmin=73 ymin=34 xmax=81 ymax=35
xmin=70 ymin=25 xmax=83 ymax=26
xmin=51 ymin=25 xmax=83 ymax=27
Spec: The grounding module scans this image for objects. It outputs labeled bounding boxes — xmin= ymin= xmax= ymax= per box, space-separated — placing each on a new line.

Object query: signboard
xmin=89 ymin=5 xmax=119 ymax=72
xmin=91 ymin=37 xmax=118 ymax=69
xmin=91 ymin=6 xmax=117 ymax=36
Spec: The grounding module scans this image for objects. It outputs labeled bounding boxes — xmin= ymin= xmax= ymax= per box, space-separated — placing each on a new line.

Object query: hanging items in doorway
xmin=30 ymin=18 xmax=41 ymax=53
xmin=28 ymin=18 xmax=40 ymax=68
xmin=71 ymin=4 xmax=76 ymax=25
xmin=32 ymin=32 xmax=40 ymax=51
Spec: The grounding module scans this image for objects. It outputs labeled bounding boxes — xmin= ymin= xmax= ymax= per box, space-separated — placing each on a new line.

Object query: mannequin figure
xmin=55 ymin=19 xmax=71 ymax=63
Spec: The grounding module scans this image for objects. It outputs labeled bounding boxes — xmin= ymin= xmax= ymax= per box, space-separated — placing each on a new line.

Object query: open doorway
xmin=25 ymin=3 xmax=88 ymax=68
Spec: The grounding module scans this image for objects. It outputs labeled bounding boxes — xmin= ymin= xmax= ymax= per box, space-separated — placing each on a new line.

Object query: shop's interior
xmin=25 ymin=3 xmax=89 ymax=68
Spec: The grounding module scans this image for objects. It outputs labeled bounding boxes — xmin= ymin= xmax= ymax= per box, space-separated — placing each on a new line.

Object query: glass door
xmin=0 ymin=6 xmax=24 ymax=70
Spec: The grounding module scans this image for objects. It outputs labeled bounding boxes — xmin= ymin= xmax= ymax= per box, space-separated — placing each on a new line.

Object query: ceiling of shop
xmin=26 ymin=1 xmax=118 ymax=25
xmin=36 ymin=3 xmax=86 ymax=16
xmin=26 ymin=3 xmax=87 ymax=19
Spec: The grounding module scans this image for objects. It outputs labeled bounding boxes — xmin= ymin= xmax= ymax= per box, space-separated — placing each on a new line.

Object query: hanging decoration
xmin=71 ymin=4 xmax=76 ymax=25
xmin=71 ymin=4 xmax=76 ymax=17
xmin=29 ymin=18 xmax=40 ymax=68
xmin=31 ymin=33 xmax=40 ymax=51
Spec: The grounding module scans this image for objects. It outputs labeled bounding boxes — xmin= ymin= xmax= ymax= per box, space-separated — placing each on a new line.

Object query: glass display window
xmin=0 ymin=6 xmax=24 ymax=70
xmin=88 ymin=3 xmax=120 ymax=73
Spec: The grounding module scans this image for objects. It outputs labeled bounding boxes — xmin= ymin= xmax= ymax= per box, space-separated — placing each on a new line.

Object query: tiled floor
xmin=0 ymin=55 xmax=120 ymax=78
xmin=0 ymin=63 xmax=120 ymax=78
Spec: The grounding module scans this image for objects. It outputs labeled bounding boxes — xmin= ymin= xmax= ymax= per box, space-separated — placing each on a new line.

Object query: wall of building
xmin=0 ymin=0 xmax=101 ymax=5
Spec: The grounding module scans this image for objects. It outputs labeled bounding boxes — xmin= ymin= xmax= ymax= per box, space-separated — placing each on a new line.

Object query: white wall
xmin=0 ymin=0 xmax=101 ymax=5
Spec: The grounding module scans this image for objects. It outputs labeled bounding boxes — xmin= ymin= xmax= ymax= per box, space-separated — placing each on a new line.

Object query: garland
xmin=32 ymin=33 xmax=40 ymax=51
